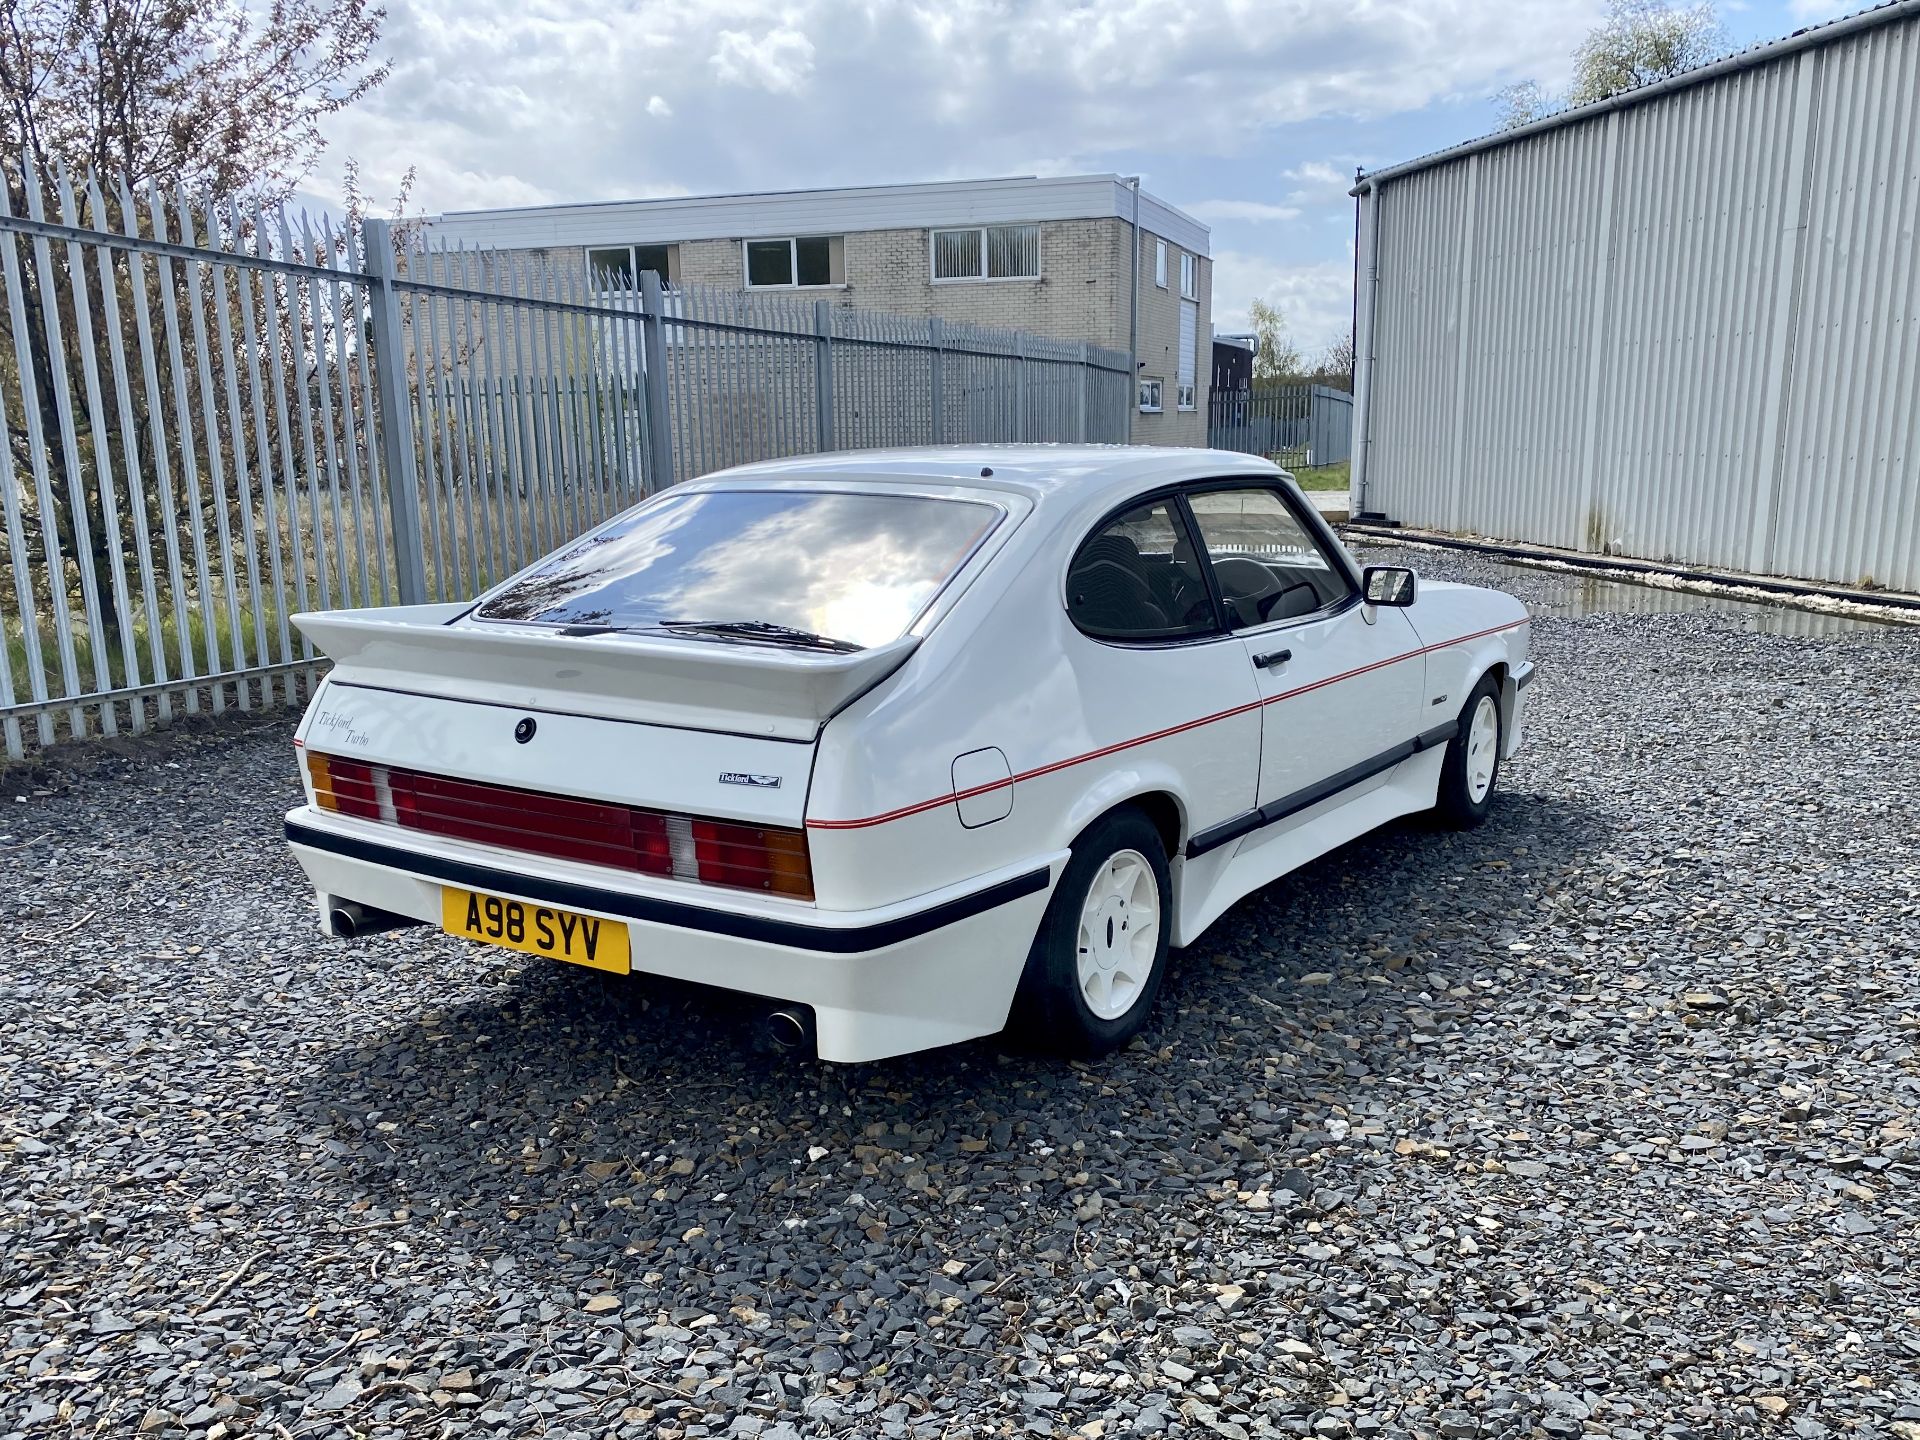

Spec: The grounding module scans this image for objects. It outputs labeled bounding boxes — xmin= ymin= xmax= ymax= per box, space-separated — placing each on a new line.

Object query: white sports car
xmin=285 ymin=446 xmax=1532 ymax=1061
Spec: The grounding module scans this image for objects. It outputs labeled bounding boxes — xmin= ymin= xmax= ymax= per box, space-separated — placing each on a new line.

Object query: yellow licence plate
xmin=440 ymin=887 xmax=631 ymax=974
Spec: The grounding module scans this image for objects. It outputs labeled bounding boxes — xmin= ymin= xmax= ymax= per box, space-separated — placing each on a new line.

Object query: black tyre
xmin=1434 ymin=673 xmax=1504 ymax=829
xmin=1010 ymin=808 xmax=1173 ymax=1057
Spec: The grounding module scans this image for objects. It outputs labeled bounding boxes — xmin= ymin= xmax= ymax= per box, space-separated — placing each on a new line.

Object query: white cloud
xmin=312 ymin=0 xmax=1603 ymax=217
xmin=646 ymin=94 xmax=672 ymax=119
xmin=1187 ymin=200 xmax=1303 ymax=223
xmin=1282 ymin=161 xmax=1360 ymax=205
xmin=1286 ymin=161 xmax=1350 ymax=187
xmin=1211 ymin=252 xmax=1355 ymax=357
xmin=709 ymin=26 xmax=816 ymax=95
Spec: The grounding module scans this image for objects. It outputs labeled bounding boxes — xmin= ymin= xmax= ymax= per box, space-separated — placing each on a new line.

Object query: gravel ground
xmin=3 ymin=551 xmax=1917 ymax=1440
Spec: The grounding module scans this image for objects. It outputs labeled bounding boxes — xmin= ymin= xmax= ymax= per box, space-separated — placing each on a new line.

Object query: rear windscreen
xmin=472 ymin=489 xmax=1001 ymax=649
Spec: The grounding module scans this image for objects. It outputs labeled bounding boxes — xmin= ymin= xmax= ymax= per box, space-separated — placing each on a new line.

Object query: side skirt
xmin=1173 ymin=745 xmax=1448 ymax=948
xmin=1186 ymin=722 xmax=1457 ymax=859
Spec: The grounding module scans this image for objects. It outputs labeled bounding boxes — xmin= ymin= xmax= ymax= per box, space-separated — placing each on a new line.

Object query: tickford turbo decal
xmin=308 ymin=707 xmax=375 ymax=751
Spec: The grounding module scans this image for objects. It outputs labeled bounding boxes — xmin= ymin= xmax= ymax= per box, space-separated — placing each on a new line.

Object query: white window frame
xmin=742 ymin=236 xmax=841 ymax=290
xmin=1179 ymin=252 xmax=1198 ymax=301
xmin=928 ymin=223 xmax=1042 ymax=283
xmin=1154 ymin=240 xmax=1167 ymax=288
xmin=1138 ymin=377 xmax=1164 ymax=414
xmin=1176 ymin=383 xmax=1197 ymax=412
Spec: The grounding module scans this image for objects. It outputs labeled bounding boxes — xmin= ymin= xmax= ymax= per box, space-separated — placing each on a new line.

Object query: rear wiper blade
xmin=657 ymin=619 xmax=863 ymax=653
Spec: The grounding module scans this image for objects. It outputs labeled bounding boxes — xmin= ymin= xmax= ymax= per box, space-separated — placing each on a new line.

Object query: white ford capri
xmin=285 ymin=446 xmax=1532 ymax=1062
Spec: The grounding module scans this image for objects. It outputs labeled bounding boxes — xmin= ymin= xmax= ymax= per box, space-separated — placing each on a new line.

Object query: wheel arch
xmin=1461 ymin=657 xmax=1520 ymax=744
xmin=1059 ymin=773 xmax=1190 ymax=861
xmin=1123 ymin=790 xmax=1184 ymax=863
xmin=1476 ymin=658 xmax=1510 ymax=719
xmin=1443 ymin=643 xmax=1509 ymax=731
xmin=1009 ymin=782 xmax=1182 ymax=1056
xmin=1053 ymin=775 xmax=1191 ymax=943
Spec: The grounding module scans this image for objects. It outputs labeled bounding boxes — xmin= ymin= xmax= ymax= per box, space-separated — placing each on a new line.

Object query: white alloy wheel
xmin=1075 ymin=848 xmax=1161 ymax=1021
xmin=1465 ymin=693 xmax=1500 ymax=803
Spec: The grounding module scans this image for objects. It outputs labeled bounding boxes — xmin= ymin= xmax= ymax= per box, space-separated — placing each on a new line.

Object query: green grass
xmin=5 ymin=598 xmax=294 ymax=700
xmin=1287 ymin=460 xmax=1350 ymax=493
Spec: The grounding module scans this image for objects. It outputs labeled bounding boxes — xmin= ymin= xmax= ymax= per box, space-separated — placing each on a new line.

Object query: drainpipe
xmin=1349 ymin=175 xmax=1383 ymax=516
xmin=1127 ymin=175 xmax=1141 ymax=443
xmin=1349 ymin=168 xmax=1361 ymax=396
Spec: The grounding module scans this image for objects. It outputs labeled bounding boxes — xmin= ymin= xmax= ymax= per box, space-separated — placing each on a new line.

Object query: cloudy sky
xmin=312 ymin=0 xmax=1859 ymax=359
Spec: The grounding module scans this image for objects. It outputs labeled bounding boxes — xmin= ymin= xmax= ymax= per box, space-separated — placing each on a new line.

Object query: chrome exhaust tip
xmin=766 ymin=1007 xmax=813 ymax=1052
xmin=327 ymin=900 xmax=419 ymax=940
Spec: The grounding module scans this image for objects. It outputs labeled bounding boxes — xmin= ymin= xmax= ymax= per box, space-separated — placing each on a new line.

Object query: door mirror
xmin=1363 ymin=566 xmax=1418 ymax=607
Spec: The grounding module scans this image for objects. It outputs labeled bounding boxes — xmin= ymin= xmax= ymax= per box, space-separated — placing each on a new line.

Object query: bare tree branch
xmin=0 ymin=0 xmax=388 ymax=202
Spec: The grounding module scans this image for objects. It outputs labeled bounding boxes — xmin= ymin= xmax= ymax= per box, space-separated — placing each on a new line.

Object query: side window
xmin=1067 ymin=499 xmax=1218 ymax=641
xmin=1186 ymin=488 xmax=1354 ymax=628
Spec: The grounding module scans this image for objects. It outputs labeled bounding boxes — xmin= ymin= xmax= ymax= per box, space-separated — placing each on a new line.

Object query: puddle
xmin=1485 ymin=563 xmax=1913 ymax=635
xmin=1354 ymin=540 xmax=1912 ymax=636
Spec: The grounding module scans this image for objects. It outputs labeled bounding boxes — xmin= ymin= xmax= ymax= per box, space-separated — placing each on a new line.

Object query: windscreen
xmin=473 ymin=489 xmax=1001 ymax=649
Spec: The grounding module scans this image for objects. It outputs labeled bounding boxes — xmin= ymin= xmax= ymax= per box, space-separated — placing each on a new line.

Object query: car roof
xmin=682 ymin=445 xmax=1285 ymax=513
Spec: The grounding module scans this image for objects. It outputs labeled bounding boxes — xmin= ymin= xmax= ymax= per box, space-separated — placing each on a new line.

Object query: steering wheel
xmin=1258 ymin=581 xmax=1320 ymax=621
xmin=1164 ymin=568 xmax=1208 ymax=625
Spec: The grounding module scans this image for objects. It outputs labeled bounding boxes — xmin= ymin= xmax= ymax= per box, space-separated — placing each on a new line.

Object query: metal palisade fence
xmin=1207 ymin=383 xmax=1354 ymax=468
xmin=392 ymin=256 xmax=1132 ymax=602
xmin=0 ymin=158 xmax=1133 ymax=758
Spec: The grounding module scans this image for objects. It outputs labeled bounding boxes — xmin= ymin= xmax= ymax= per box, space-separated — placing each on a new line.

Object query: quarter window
xmin=1185 ymin=487 xmax=1353 ymax=627
xmin=1067 ymin=499 xmax=1217 ymax=641
xmin=931 ymin=223 xmax=1040 ymax=280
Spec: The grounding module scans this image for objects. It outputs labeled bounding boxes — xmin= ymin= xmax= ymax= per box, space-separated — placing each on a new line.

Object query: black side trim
xmin=1185 ymin=807 xmax=1264 ymax=857
xmin=1515 ymin=667 xmax=1538 ymax=691
xmin=1186 ymin=722 xmax=1461 ymax=858
xmin=285 ymin=820 xmax=1049 ymax=955
xmin=1256 ymin=739 xmax=1419 ymax=828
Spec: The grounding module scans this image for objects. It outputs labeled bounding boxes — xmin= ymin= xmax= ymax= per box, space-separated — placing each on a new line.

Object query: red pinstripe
xmin=805 ymin=619 xmax=1529 ymax=831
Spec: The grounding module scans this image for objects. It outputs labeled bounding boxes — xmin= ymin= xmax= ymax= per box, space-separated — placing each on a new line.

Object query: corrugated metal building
xmin=1350 ymin=1 xmax=1920 ymax=593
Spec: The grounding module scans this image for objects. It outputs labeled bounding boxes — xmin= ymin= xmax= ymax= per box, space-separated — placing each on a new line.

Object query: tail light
xmin=302 ymin=749 xmax=813 ymax=900
xmin=305 ymin=751 xmax=382 ymax=821
xmin=692 ymin=819 xmax=814 ymax=898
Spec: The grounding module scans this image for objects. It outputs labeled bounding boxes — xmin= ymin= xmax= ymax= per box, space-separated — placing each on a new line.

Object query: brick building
xmin=423 ymin=174 xmax=1212 ymax=445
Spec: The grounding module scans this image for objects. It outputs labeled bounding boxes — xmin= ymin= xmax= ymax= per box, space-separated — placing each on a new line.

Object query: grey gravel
xmin=2 ymin=550 xmax=1917 ymax=1439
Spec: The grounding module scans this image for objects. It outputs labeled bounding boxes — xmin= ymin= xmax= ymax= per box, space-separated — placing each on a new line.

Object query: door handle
xmin=1252 ymin=648 xmax=1293 ymax=670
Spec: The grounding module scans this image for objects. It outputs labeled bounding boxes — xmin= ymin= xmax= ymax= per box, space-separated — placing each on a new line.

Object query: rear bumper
xmin=284 ymin=809 xmax=1063 ymax=1062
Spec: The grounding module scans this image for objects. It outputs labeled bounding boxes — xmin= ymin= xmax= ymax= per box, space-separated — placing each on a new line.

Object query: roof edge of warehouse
xmin=1354 ymin=0 xmax=1920 ymax=192
xmin=429 ymin=173 xmax=1212 ymax=258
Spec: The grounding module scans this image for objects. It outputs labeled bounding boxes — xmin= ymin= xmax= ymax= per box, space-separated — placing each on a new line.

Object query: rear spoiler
xmin=292 ymin=604 xmax=919 ymax=741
